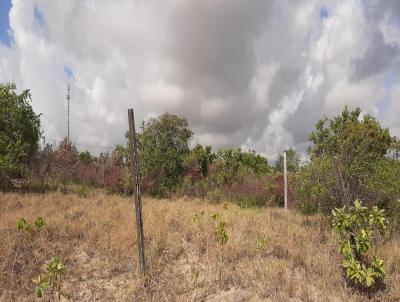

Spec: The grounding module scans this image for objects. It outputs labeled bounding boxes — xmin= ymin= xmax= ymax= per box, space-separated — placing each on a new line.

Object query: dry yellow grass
xmin=1 ymin=191 xmax=400 ymax=301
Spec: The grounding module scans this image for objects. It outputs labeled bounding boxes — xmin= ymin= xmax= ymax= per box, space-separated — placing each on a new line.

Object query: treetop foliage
xmin=298 ymin=106 xmax=400 ymax=215
xmin=112 ymin=113 xmax=273 ymax=198
xmin=0 ymin=83 xmax=41 ymax=177
xmin=274 ymin=148 xmax=300 ymax=172
xmin=308 ymin=106 xmax=393 ymax=162
xmin=136 ymin=113 xmax=193 ymax=196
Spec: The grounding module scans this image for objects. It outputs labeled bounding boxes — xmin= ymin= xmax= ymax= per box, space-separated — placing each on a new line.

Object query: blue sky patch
xmin=378 ymin=97 xmax=391 ymax=116
xmin=0 ymin=0 xmax=12 ymax=46
xmin=64 ymin=65 xmax=75 ymax=80
xmin=319 ymin=7 xmax=328 ymax=19
xmin=34 ymin=5 xmax=46 ymax=28
xmin=377 ymin=70 xmax=397 ymax=115
xmin=383 ymin=69 xmax=396 ymax=90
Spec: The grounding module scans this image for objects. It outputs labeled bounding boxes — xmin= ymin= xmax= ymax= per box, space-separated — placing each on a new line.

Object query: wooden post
xmin=283 ymin=152 xmax=288 ymax=210
xmin=128 ymin=108 xmax=146 ymax=275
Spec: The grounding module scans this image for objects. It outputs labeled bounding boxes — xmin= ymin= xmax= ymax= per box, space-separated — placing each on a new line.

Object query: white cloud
xmin=0 ymin=0 xmax=399 ymax=158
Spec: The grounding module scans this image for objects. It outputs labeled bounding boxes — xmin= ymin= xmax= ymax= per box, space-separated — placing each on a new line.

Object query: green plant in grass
xmin=34 ymin=217 xmax=45 ymax=230
xmin=212 ymin=213 xmax=229 ymax=245
xmin=256 ymin=236 xmax=267 ymax=249
xmin=16 ymin=217 xmax=32 ymax=233
xmin=332 ymin=200 xmax=387 ymax=288
xmin=32 ymin=257 xmax=67 ymax=299
xmin=215 ymin=221 xmax=229 ymax=245
xmin=238 ymin=196 xmax=264 ymax=209
xmin=17 ymin=217 xmax=46 ymax=236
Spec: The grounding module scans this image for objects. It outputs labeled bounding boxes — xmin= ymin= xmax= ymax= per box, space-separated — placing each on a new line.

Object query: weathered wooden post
xmin=128 ymin=108 xmax=146 ymax=275
xmin=284 ymin=151 xmax=288 ymax=210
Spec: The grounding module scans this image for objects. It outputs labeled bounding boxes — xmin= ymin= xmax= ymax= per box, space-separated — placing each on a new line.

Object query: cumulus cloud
xmin=0 ymin=0 xmax=399 ymax=159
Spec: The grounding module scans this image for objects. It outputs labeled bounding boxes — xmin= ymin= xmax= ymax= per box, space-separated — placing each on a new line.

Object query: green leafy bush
xmin=212 ymin=213 xmax=229 ymax=245
xmin=138 ymin=113 xmax=193 ymax=197
xmin=296 ymin=157 xmax=337 ymax=213
xmin=17 ymin=217 xmax=46 ymax=235
xmin=34 ymin=217 xmax=46 ymax=230
xmin=297 ymin=106 xmax=400 ymax=214
xmin=78 ymin=150 xmax=92 ymax=163
xmin=214 ymin=148 xmax=270 ymax=184
xmin=332 ymin=200 xmax=387 ymax=289
xmin=0 ymin=83 xmax=41 ymax=183
xmin=16 ymin=218 xmax=32 ymax=233
xmin=366 ymin=159 xmax=400 ymax=231
xmin=256 ymin=236 xmax=267 ymax=249
xmin=215 ymin=221 xmax=229 ymax=245
xmin=32 ymin=257 xmax=67 ymax=299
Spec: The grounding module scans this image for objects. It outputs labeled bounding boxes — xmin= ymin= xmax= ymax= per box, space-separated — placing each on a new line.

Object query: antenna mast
xmin=67 ymin=84 xmax=70 ymax=142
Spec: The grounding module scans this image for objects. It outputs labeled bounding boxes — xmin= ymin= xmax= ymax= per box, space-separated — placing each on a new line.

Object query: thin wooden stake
xmin=128 ymin=108 xmax=146 ymax=275
xmin=283 ymin=151 xmax=288 ymax=210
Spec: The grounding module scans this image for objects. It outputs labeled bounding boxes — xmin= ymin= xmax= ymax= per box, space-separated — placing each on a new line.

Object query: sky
xmin=0 ymin=0 xmax=399 ymax=159
xmin=0 ymin=0 xmax=11 ymax=46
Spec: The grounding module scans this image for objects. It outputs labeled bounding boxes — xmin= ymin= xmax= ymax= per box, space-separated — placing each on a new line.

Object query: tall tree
xmin=298 ymin=106 xmax=398 ymax=210
xmin=0 ymin=83 xmax=41 ymax=179
xmin=138 ymin=113 xmax=193 ymax=196
xmin=308 ymin=107 xmax=393 ymax=163
xmin=308 ymin=107 xmax=393 ymax=187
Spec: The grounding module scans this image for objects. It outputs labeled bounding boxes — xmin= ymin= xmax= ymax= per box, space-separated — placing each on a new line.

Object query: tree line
xmin=1 ymin=83 xmax=400 ymax=219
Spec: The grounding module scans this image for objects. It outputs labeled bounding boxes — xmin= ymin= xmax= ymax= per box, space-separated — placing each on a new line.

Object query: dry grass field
xmin=1 ymin=191 xmax=400 ymax=301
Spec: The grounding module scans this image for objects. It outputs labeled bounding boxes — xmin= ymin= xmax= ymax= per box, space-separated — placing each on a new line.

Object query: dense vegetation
xmin=0 ymin=83 xmax=41 ymax=188
xmin=297 ymin=107 xmax=400 ymax=220
xmin=1 ymin=84 xmax=399 ymax=220
xmin=2 ymin=82 xmax=400 ymax=298
xmin=111 ymin=113 xmax=277 ymax=207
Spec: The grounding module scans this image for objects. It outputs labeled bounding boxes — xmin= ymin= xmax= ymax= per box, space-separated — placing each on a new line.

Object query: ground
xmin=0 ymin=191 xmax=400 ymax=301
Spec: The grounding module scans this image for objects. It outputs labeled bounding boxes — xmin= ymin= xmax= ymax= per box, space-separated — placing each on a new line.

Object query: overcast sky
xmin=0 ymin=0 xmax=399 ymax=159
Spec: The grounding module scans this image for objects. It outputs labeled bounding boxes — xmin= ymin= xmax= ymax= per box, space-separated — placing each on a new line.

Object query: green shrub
xmin=32 ymin=257 xmax=67 ymax=299
xmin=0 ymin=83 xmax=41 ymax=181
xmin=366 ymin=159 xmax=400 ymax=232
xmin=215 ymin=221 xmax=229 ymax=245
xmin=138 ymin=113 xmax=193 ymax=197
xmin=214 ymin=148 xmax=270 ymax=184
xmin=296 ymin=157 xmax=337 ymax=213
xmin=256 ymin=236 xmax=267 ymax=249
xmin=17 ymin=216 xmax=46 ymax=236
xmin=16 ymin=218 xmax=32 ymax=233
xmin=332 ymin=200 xmax=387 ymax=289
xmin=212 ymin=213 xmax=229 ymax=245
xmin=238 ymin=196 xmax=264 ymax=209
xmin=34 ymin=217 xmax=46 ymax=230
xmin=301 ymin=106 xmax=398 ymax=213
xmin=78 ymin=150 xmax=92 ymax=163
